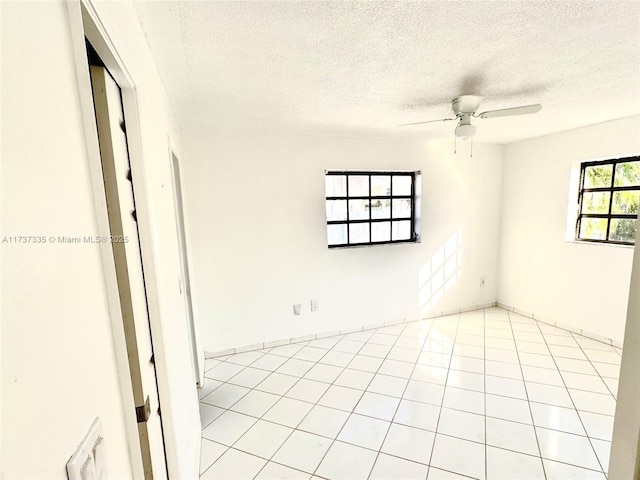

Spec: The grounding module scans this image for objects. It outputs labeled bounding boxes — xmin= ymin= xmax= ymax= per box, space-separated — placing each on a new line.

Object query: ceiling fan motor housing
xmin=452 ymin=95 xmax=482 ymax=116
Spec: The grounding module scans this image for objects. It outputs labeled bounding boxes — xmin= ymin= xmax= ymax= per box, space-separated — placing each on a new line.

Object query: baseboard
xmin=205 ymin=301 xmax=498 ymax=359
xmin=496 ymin=302 xmax=623 ymax=348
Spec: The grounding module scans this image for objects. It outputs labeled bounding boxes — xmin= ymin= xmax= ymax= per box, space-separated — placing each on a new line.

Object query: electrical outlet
xmin=480 ymin=277 xmax=486 ymax=288
xmin=311 ymin=299 xmax=318 ymax=312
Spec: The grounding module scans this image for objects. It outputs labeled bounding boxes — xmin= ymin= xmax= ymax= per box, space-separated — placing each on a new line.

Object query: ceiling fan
xmin=400 ymin=95 xmax=542 ymax=140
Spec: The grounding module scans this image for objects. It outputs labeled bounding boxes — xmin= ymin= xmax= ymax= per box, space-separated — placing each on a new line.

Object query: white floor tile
xmin=369 ymin=453 xmax=429 ymax=480
xmin=205 ymin=362 xmax=245 ymax=382
xmin=530 ymin=402 xmax=586 ymax=435
xmin=198 ymin=307 xmax=622 ymax=480
xmin=549 ymin=344 xmax=588 ymax=360
xmin=403 ymin=379 xmax=445 ymax=406
xmin=228 ymin=366 xmax=271 ymax=388
xmin=315 ymin=441 xmax=378 ymax=480
xmin=387 ymin=346 xmax=421 ymax=363
xmin=517 ymin=352 xmax=556 ymax=370
xmin=359 ymin=343 xmax=393 ymax=359
xmin=199 ymin=378 xmax=222 ymax=399
xmin=592 ymin=361 xmax=621 ymax=379
xmin=269 ymin=344 xmax=304 ymax=358
xmin=347 ymin=355 xmax=384 ymax=373
xmin=337 ymin=413 xmax=390 ymax=450
xmin=379 ymin=358 xmax=415 ymax=378
xmin=430 ymin=434 xmax=485 ymax=480
xmin=298 ymin=404 xmax=350 ymax=438
xmin=334 ymin=368 xmax=375 ymax=389
xmin=578 ymin=410 xmax=615 ymax=441
xmin=307 ymin=337 xmax=341 ymax=350
xmin=446 ymin=369 xmax=485 ymax=392
xmin=412 ymin=364 xmax=448 ymax=385
xmin=367 ymin=374 xmax=409 ymax=398
xmin=226 ymin=350 xmax=265 ymax=366
xmin=271 ymin=430 xmax=333 ymax=474
xmin=319 ymin=350 xmax=356 ymax=367
xmin=536 ymin=427 xmax=602 ymax=471
xmin=485 ymin=347 xmax=519 ymax=364
xmin=204 ymin=358 xmax=222 ymax=372
xmin=394 ymin=399 xmax=440 ymax=431
xmin=486 ymin=376 xmax=527 ymax=399
xmin=554 ymin=357 xmax=597 ymax=375
xmin=276 ymin=358 xmax=315 ymax=377
xmin=202 ymin=411 xmax=257 ymax=446
xmin=201 ymin=383 xmax=250 ymax=409
xmin=442 ymin=386 xmax=484 ymax=414
xmin=285 ymin=378 xmax=330 ymax=403
xmin=333 ymin=339 xmax=366 ymax=354
xmin=449 ymin=355 xmax=484 ymax=374
xmin=354 ymin=391 xmax=401 ymax=421
xmin=230 ymin=389 xmax=280 ymax=417
xmin=486 ymin=417 xmax=539 ymax=456
xmin=200 ymin=439 xmax=227 ymax=474
xmin=485 ymin=394 xmax=532 ymax=425
xmin=569 ymin=389 xmax=616 ymax=416
xmin=255 ymin=462 xmax=311 ymax=480
xmin=486 ymin=446 xmax=545 ymax=480
xmin=542 ymin=459 xmax=606 ymax=479
xmin=427 ymin=466 xmax=473 ymax=479
xmin=582 ymin=349 xmax=620 ymax=365
xmin=318 ymin=384 xmax=364 ymax=411
xmin=521 ymin=365 xmax=564 ymax=387
xmin=199 ymin=403 xmax=225 ymax=429
xmin=561 ymin=371 xmax=610 ymax=394
xmin=590 ymin=438 xmax=611 ymax=473
xmin=234 ymin=419 xmax=293 ymax=459
xmin=381 ymin=423 xmax=435 ymax=464
xmin=437 ymin=407 xmax=485 ymax=443
xmin=484 ymin=360 xmax=523 ymax=380
xmin=303 ymin=363 xmax=343 ymax=383
xmin=525 ymin=382 xmax=573 ymax=408
xmin=256 ymin=372 xmax=299 ymax=395
xmin=293 ymin=346 xmax=328 ymax=362
xmin=251 ymin=353 xmax=289 ymax=371
xmin=263 ymin=397 xmax=314 ymax=428
xmin=200 ymin=448 xmax=267 ymax=479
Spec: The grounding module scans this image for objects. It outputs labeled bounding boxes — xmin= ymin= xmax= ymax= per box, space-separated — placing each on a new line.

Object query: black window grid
xmin=576 ymin=156 xmax=640 ymax=245
xmin=326 ymin=171 xmax=417 ymax=248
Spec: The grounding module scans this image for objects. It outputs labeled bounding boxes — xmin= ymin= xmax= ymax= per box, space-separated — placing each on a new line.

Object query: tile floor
xmin=198 ymin=307 xmax=621 ymax=480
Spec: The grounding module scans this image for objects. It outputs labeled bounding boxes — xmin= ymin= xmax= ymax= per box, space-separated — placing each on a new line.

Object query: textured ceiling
xmin=133 ymin=0 xmax=640 ymax=144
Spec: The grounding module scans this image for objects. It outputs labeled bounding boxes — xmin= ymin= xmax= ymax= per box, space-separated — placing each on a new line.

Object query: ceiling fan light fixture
xmin=455 ymin=123 xmax=476 ymax=140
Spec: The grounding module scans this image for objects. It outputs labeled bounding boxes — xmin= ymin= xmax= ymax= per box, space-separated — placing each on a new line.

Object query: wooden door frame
xmin=66 ymin=1 xmax=191 ymax=477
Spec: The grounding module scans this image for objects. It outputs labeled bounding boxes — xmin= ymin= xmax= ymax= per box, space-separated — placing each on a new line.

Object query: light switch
xmin=67 ymin=418 xmax=107 ymax=480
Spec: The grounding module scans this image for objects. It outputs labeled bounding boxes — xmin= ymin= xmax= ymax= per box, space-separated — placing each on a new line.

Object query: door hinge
xmin=135 ymin=396 xmax=151 ymax=423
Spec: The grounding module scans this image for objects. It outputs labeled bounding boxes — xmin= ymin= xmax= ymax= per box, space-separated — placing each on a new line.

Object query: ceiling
xmin=133 ymin=1 xmax=640 ymax=144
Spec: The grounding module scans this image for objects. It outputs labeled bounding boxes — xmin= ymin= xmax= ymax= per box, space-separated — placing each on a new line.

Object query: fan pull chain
xmin=470 ymin=137 xmax=473 ymax=158
xmin=454 ymin=134 xmax=457 ymax=155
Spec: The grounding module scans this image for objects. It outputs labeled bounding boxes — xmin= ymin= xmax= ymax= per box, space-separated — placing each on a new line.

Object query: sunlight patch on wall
xmin=418 ymin=229 xmax=463 ymax=318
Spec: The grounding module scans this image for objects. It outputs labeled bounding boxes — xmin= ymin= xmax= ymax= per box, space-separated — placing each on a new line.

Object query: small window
xmin=325 ymin=171 xmax=419 ymax=247
xmin=576 ymin=156 xmax=639 ymax=245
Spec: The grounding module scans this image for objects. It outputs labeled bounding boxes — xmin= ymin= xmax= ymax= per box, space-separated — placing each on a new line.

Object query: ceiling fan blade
xmin=398 ymin=117 xmax=456 ymax=127
xmin=476 ymin=104 xmax=542 ymax=119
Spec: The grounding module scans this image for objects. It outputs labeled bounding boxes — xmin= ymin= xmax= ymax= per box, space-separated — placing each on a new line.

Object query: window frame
xmin=325 ymin=170 xmax=419 ymax=248
xmin=575 ymin=156 xmax=639 ymax=245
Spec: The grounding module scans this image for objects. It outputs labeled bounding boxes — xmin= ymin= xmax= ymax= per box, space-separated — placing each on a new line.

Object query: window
xmin=576 ymin=156 xmax=640 ymax=245
xmin=325 ymin=171 xmax=419 ymax=247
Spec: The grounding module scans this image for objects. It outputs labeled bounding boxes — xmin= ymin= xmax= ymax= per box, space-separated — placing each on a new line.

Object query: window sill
xmin=565 ymin=239 xmax=635 ymax=249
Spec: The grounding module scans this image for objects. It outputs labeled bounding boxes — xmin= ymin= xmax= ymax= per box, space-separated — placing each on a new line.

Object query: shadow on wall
xmin=418 ymin=228 xmax=463 ymax=318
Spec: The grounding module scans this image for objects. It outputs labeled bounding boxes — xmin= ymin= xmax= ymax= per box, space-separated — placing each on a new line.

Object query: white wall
xmin=1 ymin=1 xmax=199 ymax=478
xmin=182 ymin=131 xmax=503 ymax=352
xmin=1 ymin=2 xmax=133 ymax=478
xmin=498 ymin=116 xmax=640 ymax=343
